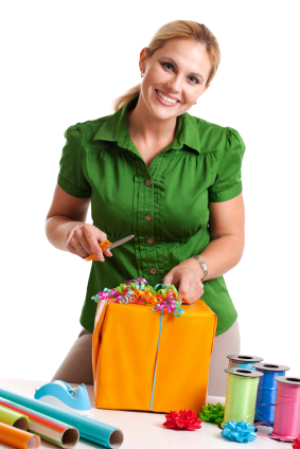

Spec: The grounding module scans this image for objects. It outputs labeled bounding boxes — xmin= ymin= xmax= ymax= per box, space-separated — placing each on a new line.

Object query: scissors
xmin=84 ymin=234 xmax=135 ymax=261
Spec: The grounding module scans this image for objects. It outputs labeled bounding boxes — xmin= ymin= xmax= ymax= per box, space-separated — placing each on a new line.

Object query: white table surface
xmin=0 ymin=378 xmax=293 ymax=449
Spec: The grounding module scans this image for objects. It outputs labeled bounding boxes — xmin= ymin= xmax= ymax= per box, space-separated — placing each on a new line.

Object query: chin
xmin=151 ymin=107 xmax=179 ymax=121
xmin=149 ymin=99 xmax=182 ymax=120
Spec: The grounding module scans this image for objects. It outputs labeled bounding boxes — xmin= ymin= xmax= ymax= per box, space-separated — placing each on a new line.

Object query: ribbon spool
xmin=254 ymin=363 xmax=289 ymax=426
xmin=222 ymin=368 xmax=263 ymax=428
xmin=227 ymin=354 xmax=263 ymax=371
xmin=271 ymin=377 xmax=300 ymax=442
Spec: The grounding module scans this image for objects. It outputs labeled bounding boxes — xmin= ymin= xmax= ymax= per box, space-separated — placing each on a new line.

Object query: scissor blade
xmin=107 ymin=234 xmax=135 ymax=250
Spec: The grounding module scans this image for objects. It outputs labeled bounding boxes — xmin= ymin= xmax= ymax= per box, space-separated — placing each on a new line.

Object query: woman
xmin=46 ymin=20 xmax=245 ymax=396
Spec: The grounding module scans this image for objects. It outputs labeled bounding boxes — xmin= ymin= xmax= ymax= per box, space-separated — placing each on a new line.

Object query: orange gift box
xmin=92 ymin=299 xmax=217 ymax=413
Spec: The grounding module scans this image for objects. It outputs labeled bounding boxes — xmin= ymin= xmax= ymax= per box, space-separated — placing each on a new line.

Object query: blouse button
xmin=145 ymin=179 xmax=152 ymax=186
xmin=150 ymin=268 xmax=157 ymax=275
xmin=147 ymin=238 xmax=154 ymax=244
xmin=145 ymin=214 xmax=152 ymax=221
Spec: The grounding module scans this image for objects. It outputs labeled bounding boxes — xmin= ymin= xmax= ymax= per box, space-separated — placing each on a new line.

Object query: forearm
xmin=45 ymin=215 xmax=84 ymax=252
xmin=195 ymin=234 xmax=245 ymax=281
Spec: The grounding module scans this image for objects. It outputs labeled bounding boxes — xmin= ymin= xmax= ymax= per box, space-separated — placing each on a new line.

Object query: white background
xmin=1 ymin=1 xmax=299 ymax=381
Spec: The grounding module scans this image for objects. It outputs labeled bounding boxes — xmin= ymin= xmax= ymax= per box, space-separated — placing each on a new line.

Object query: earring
xmin=141 ymin=72 xmax=144 ymax=78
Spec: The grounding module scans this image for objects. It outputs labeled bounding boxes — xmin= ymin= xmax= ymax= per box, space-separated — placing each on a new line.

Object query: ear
xmin=204 ymin=83 xmax=211 ymax=93
xmin=139 ymin=48 xmax=148 ymax=73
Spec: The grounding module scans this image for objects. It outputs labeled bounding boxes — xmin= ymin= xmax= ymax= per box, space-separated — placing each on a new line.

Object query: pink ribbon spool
xmin=273 ymin=377 xmax=300 ymax=442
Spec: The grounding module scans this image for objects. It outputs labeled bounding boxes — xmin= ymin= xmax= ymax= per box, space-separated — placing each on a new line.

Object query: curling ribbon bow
xmin=92 ymin=278 xmax=184 ymax=318
xmin=293 ymin=435 xmax=300 ymax=449
xmin=221 ymin=420 xmax=257 ymax=443
xmin=163 ymin=410 xmax=202 ymax=431
xmin=200 ymin=403 xmax=225 ymax=424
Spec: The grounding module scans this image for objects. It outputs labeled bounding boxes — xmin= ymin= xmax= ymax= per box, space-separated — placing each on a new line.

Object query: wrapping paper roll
xmin=0 ymin=387 xmax=124 ymax=449
xmin=0 ymin=403 xmax=29 ymax=430
xmin=0 ymin=399 xmax=79 ymax=449
xmin=0 ymin=421 xmax=40 ymax=449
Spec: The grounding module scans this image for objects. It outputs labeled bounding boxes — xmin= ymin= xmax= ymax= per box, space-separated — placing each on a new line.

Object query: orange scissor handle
xmin=84 ymin=239 xmax=112 ymax=261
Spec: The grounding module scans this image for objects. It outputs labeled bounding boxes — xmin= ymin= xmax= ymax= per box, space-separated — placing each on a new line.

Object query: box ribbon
xmin=149 ymin=309 xmax=164 ymax=411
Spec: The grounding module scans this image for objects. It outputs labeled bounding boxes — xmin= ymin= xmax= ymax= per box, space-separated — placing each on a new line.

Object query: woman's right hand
xmin=67 ymin=223 xmax=113 ymax=262
xmin=46 ymin=185 xmax=113 ymax=262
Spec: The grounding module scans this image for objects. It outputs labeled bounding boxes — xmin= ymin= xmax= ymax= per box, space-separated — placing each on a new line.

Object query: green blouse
xmin=57 ymin=97 xmax=245 ymax=336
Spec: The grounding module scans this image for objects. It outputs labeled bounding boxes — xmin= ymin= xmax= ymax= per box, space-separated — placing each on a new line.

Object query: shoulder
xmin=184 ymin=112 xmax=245 ymax=151
xmin=63 ymin=113 xmax=112 ymax=145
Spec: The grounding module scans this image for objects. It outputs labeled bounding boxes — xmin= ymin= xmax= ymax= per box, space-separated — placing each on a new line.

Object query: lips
xmin=154 ymin=89 xmax=179 ymax=107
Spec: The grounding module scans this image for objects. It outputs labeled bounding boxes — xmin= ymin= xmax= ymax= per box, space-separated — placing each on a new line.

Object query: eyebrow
xmin=159 ymin=57 xmax=205 ymax=83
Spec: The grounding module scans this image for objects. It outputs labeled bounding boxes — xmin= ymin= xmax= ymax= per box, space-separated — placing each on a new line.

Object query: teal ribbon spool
xmin=227 ymin=354 xmax=263 ymax=371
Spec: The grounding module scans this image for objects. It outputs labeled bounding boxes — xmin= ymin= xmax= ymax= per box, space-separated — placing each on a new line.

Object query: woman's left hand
xmin=163 ymin=258 xmax=204 ymax=305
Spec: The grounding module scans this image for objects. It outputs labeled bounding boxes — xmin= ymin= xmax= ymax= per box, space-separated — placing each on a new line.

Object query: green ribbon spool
xmin=222 ymin=368 xmax=263 ymax=427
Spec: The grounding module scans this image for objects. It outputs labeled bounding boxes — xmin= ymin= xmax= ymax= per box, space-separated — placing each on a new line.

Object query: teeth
xmin=157 ymin=90 xmax=177 ymax=104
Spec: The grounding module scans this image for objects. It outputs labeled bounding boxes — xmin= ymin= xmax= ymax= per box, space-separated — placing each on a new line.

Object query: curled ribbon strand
xmin=92 ymin=279 xmax=184 ymax=317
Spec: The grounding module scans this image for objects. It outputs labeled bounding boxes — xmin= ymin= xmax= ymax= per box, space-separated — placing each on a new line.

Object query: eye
xmin=161 ymin=62 xmax=174 ymax=71
xmin=188 ymin=76 xmax=199 ymax=84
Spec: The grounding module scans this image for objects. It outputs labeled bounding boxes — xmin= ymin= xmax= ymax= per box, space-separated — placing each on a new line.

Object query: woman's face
xmin=139 ymin=37 xmax=212 ymax=121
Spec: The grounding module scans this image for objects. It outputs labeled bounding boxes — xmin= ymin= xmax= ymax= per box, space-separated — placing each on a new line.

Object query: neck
xmin=127 ymin=95 xmax=177 ymax=143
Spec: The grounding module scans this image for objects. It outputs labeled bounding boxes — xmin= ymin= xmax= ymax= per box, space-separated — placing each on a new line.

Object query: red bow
xmin=163 ymin=410 xmax=202 ymax=431
xmin=293 ymin=436 xmax=300 ymax=449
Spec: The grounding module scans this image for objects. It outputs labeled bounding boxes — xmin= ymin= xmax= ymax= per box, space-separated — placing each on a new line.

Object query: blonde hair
xmin=113 ymin=20 xmax=220 ymax=111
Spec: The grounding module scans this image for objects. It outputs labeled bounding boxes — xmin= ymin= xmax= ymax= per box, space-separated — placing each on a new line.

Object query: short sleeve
xmin=208 ymin=127 xmax=246 ymax=202
xmin=57 ymin=124 xmax=91 ymax=198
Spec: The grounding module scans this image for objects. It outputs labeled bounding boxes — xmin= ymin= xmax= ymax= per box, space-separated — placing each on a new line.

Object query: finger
xmin=77 ymin=234 xmax=93 ymax=254
xmin=67 ymin=225 xmax=106 ymax=261
xmin=70 ymin=233 xmax=105 ymax=261
xmin=163 ymin=270 xmax=176 ymax=286
xmin=189 ymin=280 xmax=204 ymax=303
xmin=177 ymin=277 xmax=192 ymax=304
xmin=103 ymin=249 xmax=113 ymax=257
xmin=76 ymin=247 xmax=90 ymax=259
xmin=67 ymin=244 xmax=89 ymax=259
xmin=199 ymin=282 xmax=204 ymax=298
xmin=84 ymin=232 xmax=106 ymax=261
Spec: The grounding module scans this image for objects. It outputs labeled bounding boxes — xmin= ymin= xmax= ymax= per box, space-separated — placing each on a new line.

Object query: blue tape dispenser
xmin=34 ymin=380 xmax=91 ymax=415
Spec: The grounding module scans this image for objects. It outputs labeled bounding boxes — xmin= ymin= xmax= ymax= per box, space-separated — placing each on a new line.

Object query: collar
xmin=92 ymin=96 xmax=201 ymax=154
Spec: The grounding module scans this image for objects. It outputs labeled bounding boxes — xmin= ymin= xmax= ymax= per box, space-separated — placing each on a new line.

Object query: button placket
xmin=137 ymin=168 xmax=159 ymax=280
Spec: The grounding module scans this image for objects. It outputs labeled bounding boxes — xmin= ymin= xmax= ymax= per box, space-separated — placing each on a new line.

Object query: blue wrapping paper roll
xmin=0 ymin=387 xmax=123 ymax=448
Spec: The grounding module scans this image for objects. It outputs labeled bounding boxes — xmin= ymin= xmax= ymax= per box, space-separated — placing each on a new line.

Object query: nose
xmin=165 ymin=74 xmax=182 ymax=93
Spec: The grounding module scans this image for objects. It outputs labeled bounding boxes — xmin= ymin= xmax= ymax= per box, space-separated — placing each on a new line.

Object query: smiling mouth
xmin=155 ymin=89 xmax=178 ymax=104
